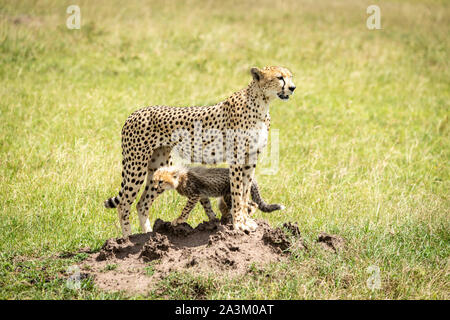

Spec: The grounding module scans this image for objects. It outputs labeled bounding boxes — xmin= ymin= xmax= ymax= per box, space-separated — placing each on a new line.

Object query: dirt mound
xmin=79 ymin=219 xmax=304 ymax=294
xmin=317 ymin=232 xmax=345 ymax=253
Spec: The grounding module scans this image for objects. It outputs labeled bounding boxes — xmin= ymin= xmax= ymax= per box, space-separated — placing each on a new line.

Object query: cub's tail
xmin=250 ymin=180 xmax=285 ymax=213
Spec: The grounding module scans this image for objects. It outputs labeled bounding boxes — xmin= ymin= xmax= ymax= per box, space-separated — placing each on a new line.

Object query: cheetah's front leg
xmin=229 ymin=165 xmax=257 ymax=232
xmin=241 ymin=164 xmax=258 ymax=229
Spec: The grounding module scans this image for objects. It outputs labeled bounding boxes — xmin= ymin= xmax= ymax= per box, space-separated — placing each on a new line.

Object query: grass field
xmin=0 ymin=0 xmax=449 ymax=299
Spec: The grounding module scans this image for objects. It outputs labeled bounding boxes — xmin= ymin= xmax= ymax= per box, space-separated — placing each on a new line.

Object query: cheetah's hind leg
xmin=116 ymin=151 xmax=149 ymax=238
xmin=136 ymin=147 xmax=172 ymax=233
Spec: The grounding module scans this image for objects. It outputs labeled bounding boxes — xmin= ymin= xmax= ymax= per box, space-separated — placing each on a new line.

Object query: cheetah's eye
xmin=158 ymin=180 xmax=163 ymax=185
xmin=277 ymin=76 xmax=284 ymax=80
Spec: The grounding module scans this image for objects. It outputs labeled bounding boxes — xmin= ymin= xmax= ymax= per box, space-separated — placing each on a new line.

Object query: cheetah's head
xmin=250 ymin=66 xmax=295 ymax=101
xmin=152 ymin=166 xmax=186 ymax=192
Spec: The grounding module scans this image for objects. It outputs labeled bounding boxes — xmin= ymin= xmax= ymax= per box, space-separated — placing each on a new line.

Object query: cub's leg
xmin=172 ymin=196 xmax=200 ymax=226
xmin=219 ymin=195 xmax=231 ymax=217
xmin=136 ymin=147 xmax=172 ymax=233
xmin=199 ymin=197 xmax=217 ymax=221
xmin=219 ymin=194 xmax=233 ymax=224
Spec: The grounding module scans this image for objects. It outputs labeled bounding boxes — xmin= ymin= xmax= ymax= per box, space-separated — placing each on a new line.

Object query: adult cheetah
xmin=104 ymin=66 xmax=295 ymax=237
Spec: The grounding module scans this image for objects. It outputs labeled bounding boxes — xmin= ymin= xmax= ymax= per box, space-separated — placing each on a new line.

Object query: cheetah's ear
xmin=250 ymin=67 xmax=262 ymax=82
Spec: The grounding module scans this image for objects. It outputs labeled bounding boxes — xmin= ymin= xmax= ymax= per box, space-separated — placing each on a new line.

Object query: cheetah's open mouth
xmin=277 ymin=93 xmax=290 ymax=100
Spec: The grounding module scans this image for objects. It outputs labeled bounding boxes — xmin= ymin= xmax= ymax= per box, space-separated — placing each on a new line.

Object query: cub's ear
xmin=250 ymin=67 xmax=262 ymax=82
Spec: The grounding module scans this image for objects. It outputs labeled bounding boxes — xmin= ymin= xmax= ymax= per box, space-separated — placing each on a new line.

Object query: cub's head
xmin=152 ymin=166 xmax=186 ymax=192
xmin=250 ymin=66 xmax=295 ymax=101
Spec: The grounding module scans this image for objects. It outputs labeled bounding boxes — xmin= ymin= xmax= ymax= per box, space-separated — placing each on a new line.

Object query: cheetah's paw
xmin=233 ymin=215 xmax=258 ymax=233
xmin=171 ymin=217 xmax=185 ymax=227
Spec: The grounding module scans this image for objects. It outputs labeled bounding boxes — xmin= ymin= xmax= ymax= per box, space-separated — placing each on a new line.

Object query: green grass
xmin=0 ymin=0 xmax=449 ymax=299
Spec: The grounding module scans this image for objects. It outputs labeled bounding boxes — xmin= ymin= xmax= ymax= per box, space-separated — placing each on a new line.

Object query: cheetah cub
xmin=152 ymin=166 xmax=285 ymax=226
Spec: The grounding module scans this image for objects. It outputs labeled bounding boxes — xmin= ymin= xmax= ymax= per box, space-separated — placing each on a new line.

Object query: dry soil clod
xmin=317 ymin=232 xmax=345 ymax=253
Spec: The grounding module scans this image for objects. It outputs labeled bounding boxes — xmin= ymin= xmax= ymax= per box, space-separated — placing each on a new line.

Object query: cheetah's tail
xmin=104 ymin=195 xmax=121 ymax=209
xmin=250 ymin=181 xmax=285 ymax=213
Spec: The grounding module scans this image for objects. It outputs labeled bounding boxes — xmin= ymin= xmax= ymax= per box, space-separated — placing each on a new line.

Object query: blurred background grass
xmin=0 ymin=0 xmax=448 ymax=299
